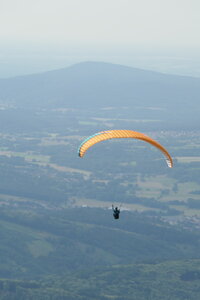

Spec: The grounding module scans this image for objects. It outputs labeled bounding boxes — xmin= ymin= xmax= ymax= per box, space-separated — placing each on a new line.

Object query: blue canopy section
xmin=78 ymin=132 xmax=105 ymax=156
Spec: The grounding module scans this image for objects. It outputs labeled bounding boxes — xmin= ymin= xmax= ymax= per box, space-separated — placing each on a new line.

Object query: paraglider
xmin=78 ymin=130 xmax=173 ymax=219
xmin=112 ymin=205 xmax=120 ymax=219
xmin=78 ymin=130 xmax=173 ymax=167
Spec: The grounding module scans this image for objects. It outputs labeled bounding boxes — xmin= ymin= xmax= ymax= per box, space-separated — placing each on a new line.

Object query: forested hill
xmin=0 ymin=207 xmax=200 ymax=299
xmin=0 ymin=61 xmax=199 ymax=111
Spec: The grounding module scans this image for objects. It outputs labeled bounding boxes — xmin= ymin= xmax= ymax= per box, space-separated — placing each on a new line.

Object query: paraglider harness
xmin=112 ymin=205 xmax=120 ymax=219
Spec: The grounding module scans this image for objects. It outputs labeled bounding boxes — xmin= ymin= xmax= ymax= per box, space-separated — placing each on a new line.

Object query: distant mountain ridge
xmin=0 ymin=61 xmax=199 ymax=110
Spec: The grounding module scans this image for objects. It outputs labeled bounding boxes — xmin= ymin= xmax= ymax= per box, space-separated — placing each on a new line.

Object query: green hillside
xmin=1 ymin=259 xmax=200 ymax=299
xmin=0 ymin=206 xmax=200 ymax=278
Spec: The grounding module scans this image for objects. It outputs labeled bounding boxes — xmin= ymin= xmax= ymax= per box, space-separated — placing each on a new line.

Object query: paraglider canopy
xmin=78 ymin=130 xmax=173 ymax=168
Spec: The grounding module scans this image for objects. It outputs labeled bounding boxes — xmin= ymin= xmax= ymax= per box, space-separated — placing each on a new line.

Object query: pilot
xmin=112 ymin=205 xmax=120 ymax=219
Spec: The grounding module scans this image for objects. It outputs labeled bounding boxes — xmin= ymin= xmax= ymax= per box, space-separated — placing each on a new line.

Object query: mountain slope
xmin=0 ymin=61 xmax=199 ymax=110
xmin=0 ymin=207 xmax=200 ymax=279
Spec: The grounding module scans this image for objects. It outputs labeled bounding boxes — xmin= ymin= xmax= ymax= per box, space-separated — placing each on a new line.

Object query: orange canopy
xmin=78 ymin=130 xmax=173 ymax=168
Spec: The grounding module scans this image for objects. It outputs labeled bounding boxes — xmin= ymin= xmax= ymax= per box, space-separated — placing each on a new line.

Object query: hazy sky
xmin=0 ymin=0 xmax=200 ymax=77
